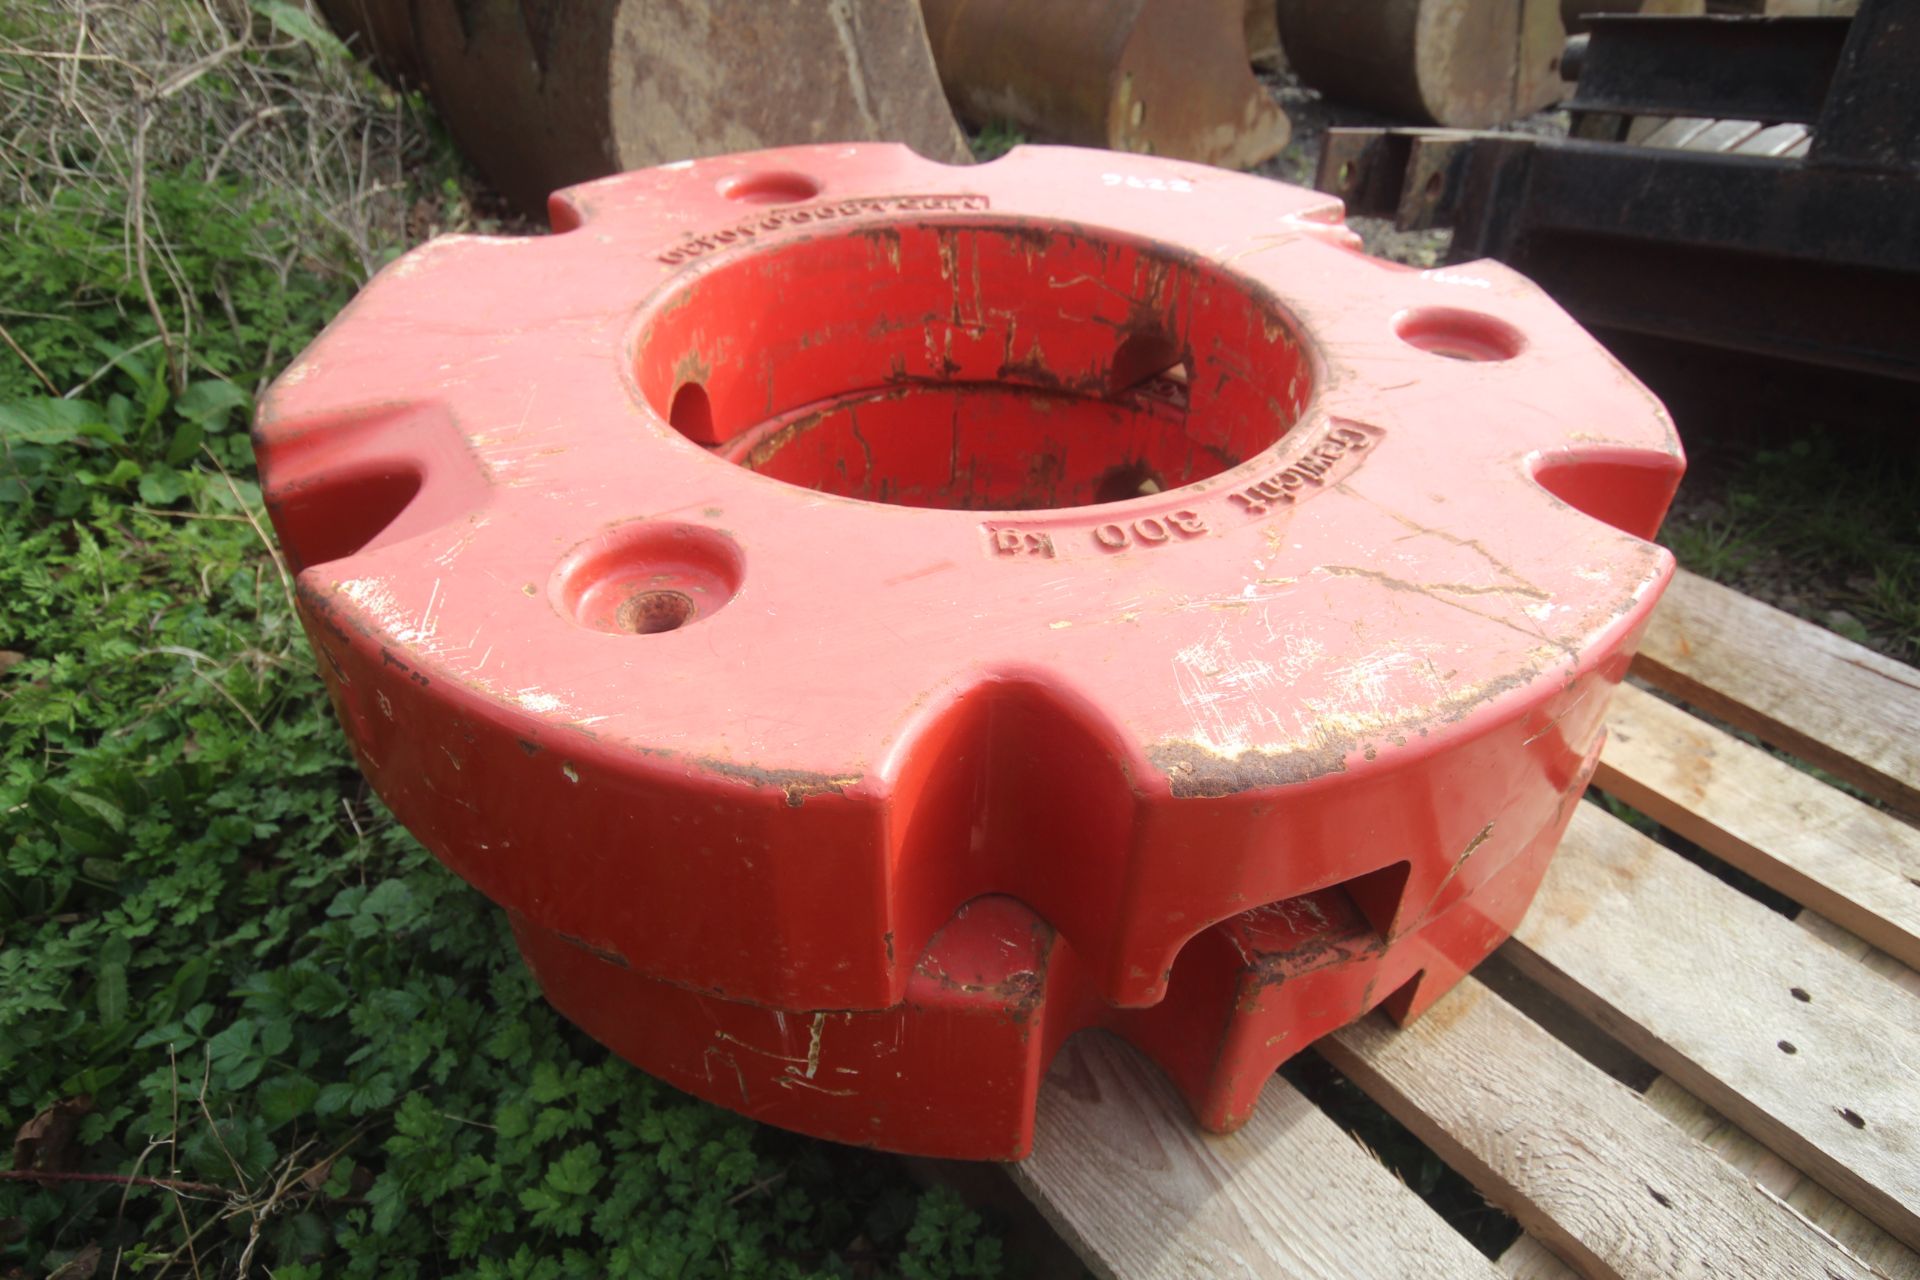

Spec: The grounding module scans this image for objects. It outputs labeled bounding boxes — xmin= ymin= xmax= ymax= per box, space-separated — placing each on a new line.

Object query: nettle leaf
xmin=137 ymin=465 xmax=190 ymax=506
xmin=207 ymin=1017 xmax=263 ymax=1086
xmin=258 ymin=1016 xmax=293 ymax=1058
xmin=94 ymin=961 xmax=129 ymax=1027
xmin=66 ymin=788 xmax=126 ymax=832
xmin=250 ymin=0 xmax=352 ymax=59
xmin=256 ymin=1072 xmax=320 ymax=1129
xmin=175 ymin=378 xmax=252 ymax=431
xmin=163 ymin=420 xmax=204 ymax=467
xmin=0 ymin=397 xmax=101 ymax=446
xmin=314 ymin=1080 xmax=357 ymax=1117
xmin=54 ymin=820 xmax=117 ymax=858
xmin=100 ymin=457 xmax=143 ymax=489
xmin=206 ymin=473 xmax=263 ymax=510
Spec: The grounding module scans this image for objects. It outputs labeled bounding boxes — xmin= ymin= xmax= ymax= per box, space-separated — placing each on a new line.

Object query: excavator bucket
xmin=316 ymin=0 xmax=971 ymax=215
xmin=920 ymin=0 xmax=1290 ymax=169
xmin=1275 ymin=0 xmax=1702 ymax=129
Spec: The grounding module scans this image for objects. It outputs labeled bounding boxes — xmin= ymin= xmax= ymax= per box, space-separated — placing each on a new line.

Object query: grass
xmin=0 ymin=4 xmax=1002 ymax=1275
xmin=6 ymin=5 xmax=1914 ymax=1275
xmin=1659 ymin=433 xmax=1920 ymax=659
xmin=967 ymin=122 xmax=1025 ymax=163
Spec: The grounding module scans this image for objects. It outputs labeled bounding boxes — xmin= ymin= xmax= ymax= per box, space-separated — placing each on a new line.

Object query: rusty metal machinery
xmin=920 ymin=0 xmax=1290 ymax=168
xmin=316 ymin=0 xmax=969 ymax=215
xmin=1317 ymin=0 xmax=1920 ymax=409
xmin=1276 ymin=0 xmax=1703 ymax=128
xmin=255 ymin=144 xmax=1682 ymax=1158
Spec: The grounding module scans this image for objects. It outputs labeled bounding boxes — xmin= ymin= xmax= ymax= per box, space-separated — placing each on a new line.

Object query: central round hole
xmin=637 ymin=222 xmax=1312 ymax=511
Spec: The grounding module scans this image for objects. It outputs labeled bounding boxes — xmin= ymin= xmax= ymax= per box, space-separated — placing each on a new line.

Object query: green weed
xmin=1661 ymin=436 xmax=1920 ymax=659
xmin=968 ymin=123 xmax=1026 ymax=163
xmin=1 ymin=4 xmax=1004 ymax=1275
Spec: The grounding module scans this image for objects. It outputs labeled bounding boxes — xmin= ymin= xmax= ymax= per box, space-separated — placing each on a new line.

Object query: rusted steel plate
xmin=1277 ymin=0 xmax=1703 ymax=128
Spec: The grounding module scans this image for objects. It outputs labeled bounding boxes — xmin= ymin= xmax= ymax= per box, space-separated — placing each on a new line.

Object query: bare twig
xmin=202 ymin=443 xmax=299 ymax=623
xmin=0 ymin=320 xmax=59 ymax=393
xmin=0 ymin=1169 xmax=231 ymax=1198
xmin=128 ymin=102 xmax=181 ymax=393
xmin=62 ymin=334 xmax=163 ymax=399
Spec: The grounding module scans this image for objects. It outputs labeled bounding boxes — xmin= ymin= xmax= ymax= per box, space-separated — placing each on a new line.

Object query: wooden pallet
xmin=1007 ymin=568 xmax=1920 ymax=1279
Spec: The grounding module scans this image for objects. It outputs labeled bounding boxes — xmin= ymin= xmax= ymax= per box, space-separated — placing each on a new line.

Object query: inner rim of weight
xmin=635 ymin=220 xmax=1315 ymax=512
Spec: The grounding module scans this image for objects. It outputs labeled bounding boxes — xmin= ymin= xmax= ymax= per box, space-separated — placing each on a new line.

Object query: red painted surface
xmin=255 ymin=144 xmax=1683 ymax=1158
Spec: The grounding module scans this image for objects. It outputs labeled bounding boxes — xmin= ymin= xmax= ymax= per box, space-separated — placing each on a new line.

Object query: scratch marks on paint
xmin=703 ymin=1047 xmax=749 ymax=1105
xmin=1172 ymin=622 xmax=1449 ymax=758
xmin=334 ymin=575 xmax=589 ymax=723
xmin=1427 ymin=822 xmax=1495 ymax=911
xmin=1175 ymin=621 xmax=1313 ymax=756
xmin=340 ymin=575 xmax=446 ymax=654
xmin=471 ymin=386 xmax=569 ymax=481
xmin=432 ymin=515 xmax=493 ymax=569
xmin=1172 ymin=577 xmax=1299 ymax=613
xmin=710 ymin=1012 xmax=861 ymax=1098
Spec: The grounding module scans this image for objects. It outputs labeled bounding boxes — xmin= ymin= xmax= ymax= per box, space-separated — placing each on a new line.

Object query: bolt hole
xmin=551 ymin=521 xmax=741 ymax=635
xmin=1790 ymin=986 xmax=1811 ymax=1002
xmin=720 ymin=171 xmax=820 ymax=205
xmin=1838 ymin=1107 xmax=1866 ymax=1129
xmin=1338 ymin=161 xmax=1354 ymax=187
xmin=620 ymin=589 xmax=696 ymax=635
xmin=1393 ymin=307 xmax=1526 ymax=362
xmin=1423 ymin=170 xmax=1443 ymax=200
xmin=1777 ymin=1040 xmax=1798 ymax=1055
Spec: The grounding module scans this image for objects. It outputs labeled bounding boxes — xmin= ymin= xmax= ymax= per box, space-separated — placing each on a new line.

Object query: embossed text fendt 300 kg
xmin=254 ymin=144 xmax=1683 ymax=1159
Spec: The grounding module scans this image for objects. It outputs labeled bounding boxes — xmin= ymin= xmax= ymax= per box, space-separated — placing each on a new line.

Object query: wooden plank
xmin=1502 ymin=803 xmax=1920 ymax=1249
xmin=1638 ymin=1075 xmax=1920 ymax=1280
xmin=1798 ymin=910 xmax=1920 ymax=996
xmin=1633 ymin=914 xmax=1920 ymax=1279
xmin=1498 ymin=1236 xmax=1582 ymax=1279
xmin=1597 ymin=681 xmax=1920 ymax=969
xmin=1632 ymin=568 xmax=1920 ymax=816
xmin=1322 ymin=979 xmax=1879 ymax=1279
xmin=1502 ymin=909 xmax=1920 ymax=1280
xmin=1499 ymin=909 xmax=1920 ymax=1280
xmin=1010 ymin=1033 xmax=1503 ymax=1280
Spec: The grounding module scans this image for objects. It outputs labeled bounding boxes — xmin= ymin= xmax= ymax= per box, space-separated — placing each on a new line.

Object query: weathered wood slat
xmin=1011 ymin=1033 xmax=1504 ymax=1280
xmin=1503 ymin=803 xmax=1920 ymax=1249
xmin=1636 ymin=1073 xmax=1920 ymax=1280
xmin=1322 ymin=978 xmax=1879 ymax=1279
xmin=1632 ymin=569 xmax=1920 ymax=816
xmin=1501 ymin=911 xmax=1920 ymax=1280
xmin=1597 ymin=681 xmax=1920 ymax=969
xmin=1631 ymin=915 xmax=1920 ymax=1280
xmin=1498 ymin=1236 xmax=1582 ymax=1279
xmin=1797 ymin=910 xmax=1920 ymax=996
